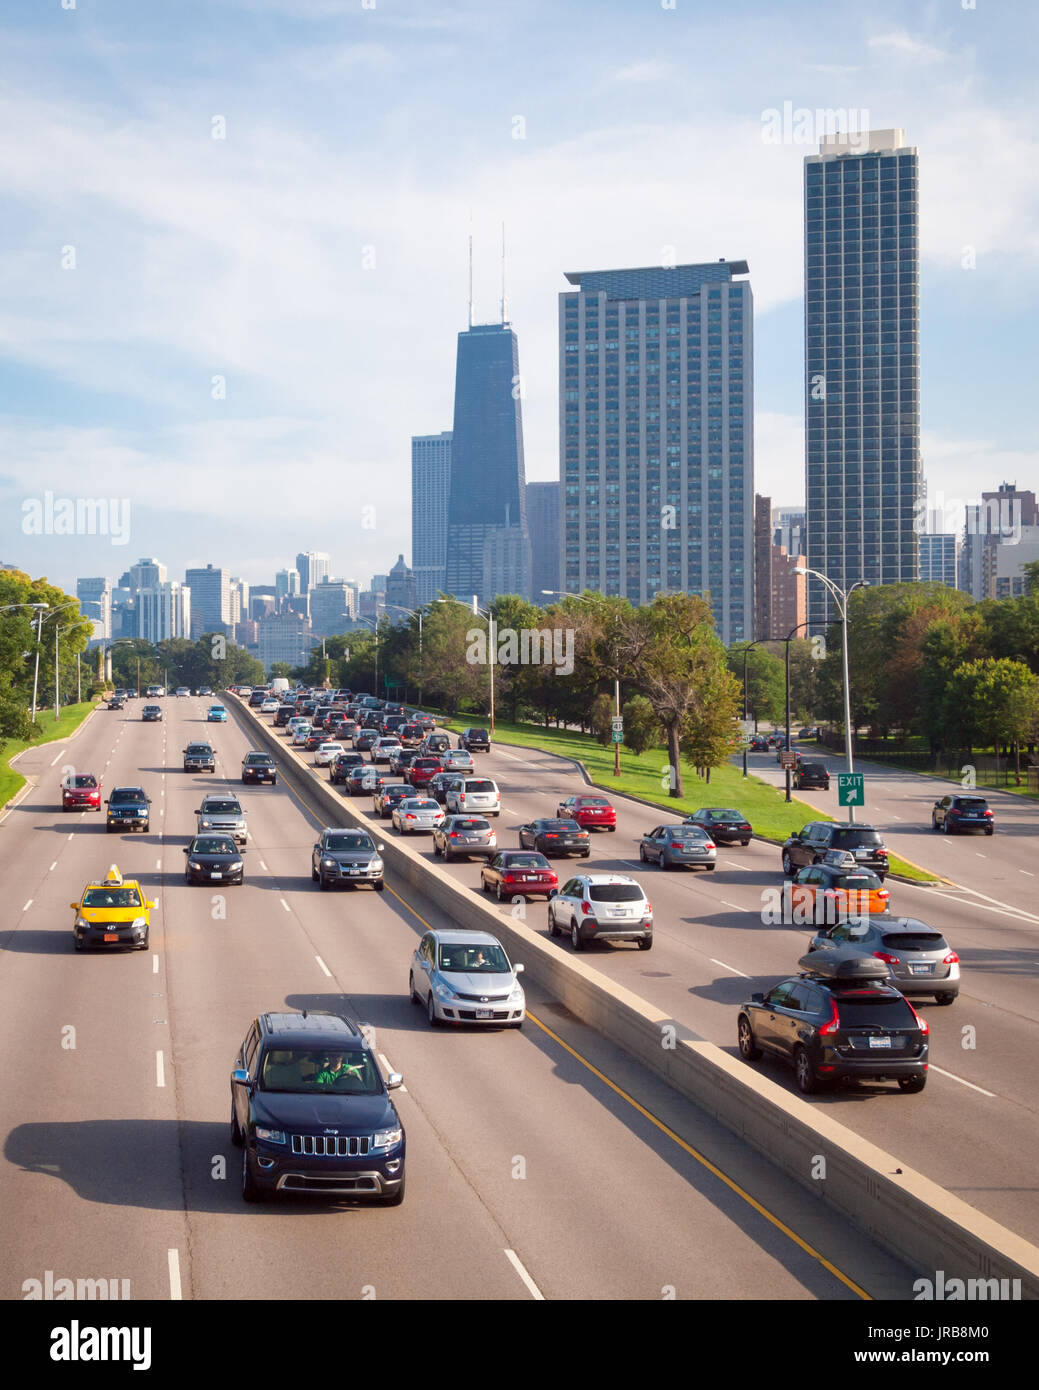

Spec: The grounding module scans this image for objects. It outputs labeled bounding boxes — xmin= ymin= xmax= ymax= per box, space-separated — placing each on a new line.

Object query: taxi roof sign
xmin=104 ymin=865 xmax=124 ymax=885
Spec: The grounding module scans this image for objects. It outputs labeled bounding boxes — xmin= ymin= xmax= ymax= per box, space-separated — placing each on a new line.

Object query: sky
xmin=1 ymin=0 xmax=1037 ymax=595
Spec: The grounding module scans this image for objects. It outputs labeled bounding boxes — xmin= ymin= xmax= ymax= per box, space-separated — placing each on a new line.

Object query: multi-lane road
xmin=315 ymin=726 xmax=1039 ymax=1245
xmin=0 ymin=697 xmax=919 ymax=1301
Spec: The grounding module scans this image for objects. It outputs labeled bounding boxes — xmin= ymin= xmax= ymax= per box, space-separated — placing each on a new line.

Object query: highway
xmin=0 ymin=696 xmax=916 ymax=1301
xmin=304 ymin=722 xmax=1039 ymax=1245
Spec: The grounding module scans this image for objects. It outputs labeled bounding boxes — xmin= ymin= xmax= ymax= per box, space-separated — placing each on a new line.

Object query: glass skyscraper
xmin=445 ymin=323 xmax=530 ymax=605
xmin=411 ymin=431 xmax=452 ymax=605
xmin=804 ymin=129 xmax=921 ymax=632
xmin=560 ymin=261 xmax=753 ymax=643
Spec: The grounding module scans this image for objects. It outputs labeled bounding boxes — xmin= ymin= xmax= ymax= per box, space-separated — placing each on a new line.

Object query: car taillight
xmin=459 ymin=795 xmax=465 ymax=804
xmin=581 ymin=900 xmax=593 ymax=914
xmin=545 ymin=833 xmax=558 ymax=838
xmin=644 ymin=902 xmax=653 ymax=915
xmin=984 ymin=810 xmax=993 ymax=817
xmin=879 ymin=890 xmax=889 ymax=900
xmin=818 ymin=999 xmax=840 ymax=1036
xmin=703 ymin=841 xmax=715 ymax=850
xmin=949 ymin=809 xmax=961 ymax=817
xmin=669 ymin=842 xmax=682 ymax=848
xmin=943 ymin=951 xmax=959 ymax=965
xmin=907 ymin=1001 xmax=929 ymax=1036
xmin=876 ymin=848 xmax=888 ymax=857
xmin=449 ymin=832 xmax=460 ymax=838
xmin=405 ymin=813 xmax=416 ymax=820
xmin=874 ymin=951 xmax=900 ymax=964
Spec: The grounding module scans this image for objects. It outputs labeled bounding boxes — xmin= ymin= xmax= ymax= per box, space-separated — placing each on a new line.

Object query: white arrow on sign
xmin=845 ymin=788 xmax=859 ymax=802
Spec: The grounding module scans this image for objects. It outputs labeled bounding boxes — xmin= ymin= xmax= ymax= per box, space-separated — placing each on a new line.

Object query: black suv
xmin=105 ymin=785 xmax=151 ymax=832
xmin=931 ymin=795 xmax=994 ymax=835
xmin=183 ymin=743 xmax=216 ymax=773
xmin=781 ymin=822 xmax=889 ymax=881
xmin=231 ymin=1011 xmax=405 ymax=1203
xmin=329 ymin=751 xmax=364 ymax=784
xmin=737 ymin=953 xmax=929 ymax=1095
xmin=794 ymin=761 xmax=830 ymax=791
xmin=457 ymin=727 xmax=490 ymax=752
xmin=242 ymin=752 xmax=277 ymax=785
xmin=274 ymin=704 xmax=296 ymax=727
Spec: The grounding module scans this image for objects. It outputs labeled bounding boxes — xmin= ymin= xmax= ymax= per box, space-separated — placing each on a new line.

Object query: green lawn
xmin=441 ymin=713 xmax=938 ymax=883
xmin=0 ymin=703 xmax=98 ymax=808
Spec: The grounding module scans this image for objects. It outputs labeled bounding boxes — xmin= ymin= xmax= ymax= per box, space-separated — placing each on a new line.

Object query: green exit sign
xmin=837 ymin=772 xmax=864 ymax=807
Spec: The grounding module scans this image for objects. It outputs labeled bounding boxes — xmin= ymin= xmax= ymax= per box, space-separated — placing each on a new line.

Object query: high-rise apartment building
xmin=804 ymin=130 xmax=921 ymax=633
xmin=960 ymin=483 xmax=1038 ymax=599
xmin=771 ymin=547 xmax=807 ymax=637
xmin=754 ymin=494 xmax=773 ymax=640
xmin=185 ymin=563 xmax=231 ymax=638
xmin=560 ymin=261 xmax=753 ymax=642
xmin=76 ymin=577 xmax=112 ymax=643
xmin=309 ymin=582 xmax=356 ymax=638
xmin=412 ymin=432 xmax=452 ymax=604
xmin=919 ymin=534 xmax=958 ymax=587
xmin=122 ymin=557 xmax=167 ymax=592
xmin=386 ymin=555 xmax=417 ymax=614
xmin=258 ymin=614 xmax=315 ymax=672
xmin=772 ymin=507 xmax=805 ymax=558
xmin=445 ymin=323 xmax=530 ymax=605
xmin=229 ymin=577 xmax=250 ymax=632
xmin=138 ymin=581 xmax=191 ymax=642
xmin=526 ymin=481 xmax=561 ymax=600
xmin=296 ymin=551 xmax=331 ymax=594
xmin=275 ymin=568 xmax=300 ymax=603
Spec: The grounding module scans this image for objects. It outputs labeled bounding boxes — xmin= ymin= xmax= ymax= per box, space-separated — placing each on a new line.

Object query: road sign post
xmin=837 ymin=772 xmax=864 ymax=808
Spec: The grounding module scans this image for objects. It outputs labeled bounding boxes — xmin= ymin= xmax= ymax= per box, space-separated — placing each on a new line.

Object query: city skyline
xmin=2 ymin=2 xmax=1035 ymax=594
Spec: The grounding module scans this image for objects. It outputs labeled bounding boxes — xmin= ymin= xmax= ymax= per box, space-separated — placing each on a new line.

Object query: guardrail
xmin=229 ymin=694 xmax=1039 ymax=1298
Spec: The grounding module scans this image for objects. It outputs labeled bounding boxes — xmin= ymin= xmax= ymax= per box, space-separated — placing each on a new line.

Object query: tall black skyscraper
xmin=445 ymin=323 xmax=530 ymax=605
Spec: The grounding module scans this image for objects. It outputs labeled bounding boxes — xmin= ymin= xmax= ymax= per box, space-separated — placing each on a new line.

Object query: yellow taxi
xmin=71 ymin=865 xmax=155 ymax=952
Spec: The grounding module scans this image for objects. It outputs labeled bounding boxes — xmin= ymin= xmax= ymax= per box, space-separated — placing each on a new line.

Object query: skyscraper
xmin=185 ymin=563 xmax=231 ymax=638
xmin=754 ymin=494 xmax=773 ymax=640
xmin=804 ymin=129 xmax=921 ymax=632
xmin=526 ymin=481 xmax=561 ymax=600
xmin=76 ymin=577 xmax=112 ymax=643
xmin=445 ymin=323 xmax=530 ymax=605
xmin=296 ymin=551 xmax=331 ymax=594
xmin=560 ymin=261 xmax=753 ymax=642
xmin=411 ymin=431 xmax=452 ymax=604
xmin=275 ymin=568 xmax=300 ymax=603
xmin=138 ymin=582 xmax=191 ymax=642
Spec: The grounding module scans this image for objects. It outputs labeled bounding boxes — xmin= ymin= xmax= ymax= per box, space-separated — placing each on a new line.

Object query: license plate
xmin=349 ymin=867 xmax=362 ymax=874
xmin=103 ymin=933 xmax=119 ymax=942
xmin=868 ymin=1036 xmax=891 ymax=1048
xmin=521 ymin=875 xmax=535 ymax=882
xmin=476 ymin=1010 xmax=492 ymax=1019
xmin=210 ymin=872 xmax=222 ymax=879
xmin=854 ymin=848 xmax=869 ymax=858
xmin=909 ymin=963 xmax=933 ymax=975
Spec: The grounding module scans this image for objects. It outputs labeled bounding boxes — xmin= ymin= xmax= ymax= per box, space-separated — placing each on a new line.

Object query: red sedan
xmin=62 ymin=773 xmax=102 ymax=811
xmin=557 ymin=795 xmax=617 ymax=831
xmin=481 ymin=850 xmax=558 ymax=901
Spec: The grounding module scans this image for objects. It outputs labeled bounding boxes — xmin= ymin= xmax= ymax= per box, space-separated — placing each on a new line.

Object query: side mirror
xmin=751 ymin=992 xmax=765 ymax=1004
xmin=386 ymin=1073 xmax=403 ymax=1090
xmin=231 ymin=1068 xmax=251 ymax=1087
xmin=548 ymin=889 xmax=558 ymax=900
xmin=148 ymin=901 xmax=158 ymax=910
xmin=183 ymin=848 xmax=189 ymax=855
xmin=514 ymin=963 xmax=525 ymax=975
xmin=69 ymin=902 xmax=79 ymax=910
xmin=377 ymin=844 xmax=384 ymax=852
xmin=194 ymin=809 xmax=201 ymax=815
xmin=313 ymin=844 xmax=320 ymax=851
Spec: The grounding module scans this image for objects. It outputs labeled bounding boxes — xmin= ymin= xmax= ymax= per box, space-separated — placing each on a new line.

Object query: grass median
xmin=440 ymin=713 xmax=938 ymax=883
xmin=0 ymin=702 xmax=98 ymax=808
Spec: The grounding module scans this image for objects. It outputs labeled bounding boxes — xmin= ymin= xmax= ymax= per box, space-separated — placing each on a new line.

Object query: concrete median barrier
xmin=231 ymin=694 xmax=1039 ymax=1297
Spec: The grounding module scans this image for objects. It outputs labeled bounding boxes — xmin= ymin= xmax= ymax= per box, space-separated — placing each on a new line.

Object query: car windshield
xmin=666 ymin=827 xmax=708 ymax=841
xmin=831 ymin=829 xmax=882 ymax=849
xmin=193 ymin=837 xmax=237 ymax=855
xmin=71 ymin=775 xmax=98 ymax=787
xmin=186 ymin=746 xmax=211 ymax=756
xmin=260 ymin=1048 xmax=380 ymax=1094
xmin=82 ymin=887 xmax=142 ymax=908
xmin=705 ymin=809 xmax=742 ymax=819
xmin=802 ymin=763 xmax=827 ymax=773
xmin=204 ymin=801 xmax=241 ymax=814
xmin=438 ymin=943 xmax=510 ymax=973
xmin=408 ymin=800 xmax=438 ymax=811
xmin=113 ymin=788 xmax=146 ymax=802
xmin=325 ymin=834 xmax=372 ymax=852
xmin=578 ymin=798 xmax=609 ymax=807
xmin=834 ymin=872 xmax=882 ymax=890
xmin=504 ymin=853 xmax=549 ymax=868
xmin=588 ymin=884 xmax=644 ymax=902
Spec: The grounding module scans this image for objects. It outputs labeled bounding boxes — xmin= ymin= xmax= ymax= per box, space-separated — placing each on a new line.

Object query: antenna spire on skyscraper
xmin=468 ymin=213 xmax=474 ymax=328
xmin=500 ymin=221 xmax=508 ymax=324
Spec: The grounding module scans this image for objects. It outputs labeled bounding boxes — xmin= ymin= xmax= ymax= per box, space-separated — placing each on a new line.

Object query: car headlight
xmin=75 ymin=916 xmax=88 ymax=929
xmin=131 ymin=916 xmax=147 ymax=929
xmin=509 ymin=983 xmax=525 ymax=1000
xmin=254 ymin=1128 xmax=286 ymax=1144
xmin=229 ymin=861 xmax=243 ymax=871
xmin=323 ymin=857 xmax=336 ymax=866
xmin=370 ymin=859 xmax=383 ymax=871
xmin=200 ymin=819 xmax=212 ymax=828
xmin=434 ymin=982 xmax=455 ymax=1000
xmin=371 ymin=1127 xmax=402 ymax=1152
xmin=188 ymin=861 xmax=203 ymax=871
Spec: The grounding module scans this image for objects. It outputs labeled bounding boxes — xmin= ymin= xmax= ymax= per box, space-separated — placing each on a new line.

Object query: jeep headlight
xmin=509 ymin=982 xmax=525 ymax=1001
xmin=371 ymin=1126 xmax=402 ymax=1152
xmin=200 ymin=819 xmax=212 ymax=829
xmin=254 ymin=1128 xmax=286 ymax=1144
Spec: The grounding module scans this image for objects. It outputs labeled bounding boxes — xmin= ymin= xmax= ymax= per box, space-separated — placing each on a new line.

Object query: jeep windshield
xmin=260 ymin=1048 xmax=381 ymax=1094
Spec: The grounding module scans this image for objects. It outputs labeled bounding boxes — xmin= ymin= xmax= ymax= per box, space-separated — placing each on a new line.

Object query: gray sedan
xmin=409 ymin=928 xmax=525 ymax=1028
xmin=807 ymin=916 xmax=960 ymax=1004
xmin=432 ymin=815 xmax=496 ymax=861
xmin=312 ymin=827 xmax=385 ymax=891
xmin=639 ymin=824 xmax=717 ymax=870
xmin=392 ymin=797 xmax=445 ymax=835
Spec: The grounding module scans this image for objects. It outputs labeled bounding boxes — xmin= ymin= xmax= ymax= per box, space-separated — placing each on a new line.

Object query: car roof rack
xmin=797 ymin=951 xmax=890 ymax=982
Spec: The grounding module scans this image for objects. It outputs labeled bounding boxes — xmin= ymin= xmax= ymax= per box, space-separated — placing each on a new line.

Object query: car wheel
xmin=581 ymin=851 xmax=590 ymax=859
xmin=311 ymin=864 xmax=318 ymax=881
xmin=409 ymin=972 xmax=419 ymax=1004
xmin=139 ymin=934 xmax=149 ymax=950
xmin=230 ymin=1100 xmax=243 ymax=1147
xmin=794 ymin=1046 xmax=821 ymax=1095
xmin=73 ymin=938 xmax=84 ymax=952
xmin=741 ymin=840 xmax=750 ymax=847
xmin=427 ymin=992 xmax=440 ymax=1027
xmin=381 ymin=1177 xmax=405 ymax=1206
xmin=931 ymin=816 xmax=939 ymax=832
xmin=548 ymin=907 xmax=558 ymax=937
xmin=319 ymin=874 xmax=329 ymax=891
xmin=375 ymin=880 xmax=385 ymax=892
xmin=985 ymin=828 xmax=994 ymax=836
xmin=934 ymin=992 xmax=956 ymax=1006
xmin=571 ymin=921 xmax=583 ymax=952
xmin=637 ymin=936 xmax=652 ymax=950
xmin=737 ymin=1015 xmax=761 ymax=1061
xmin=639 ymin=845 xmax=647 ymax=862
xmin=608 ymin=825 xmax=616 ymax=833
xmin=241 ymin=1147 xmax=264 ymax=1203
xmin=898 ymin=1075 xmax=927 ymax=1093
xmin=781 ymin=850 xmax=793 ymax=876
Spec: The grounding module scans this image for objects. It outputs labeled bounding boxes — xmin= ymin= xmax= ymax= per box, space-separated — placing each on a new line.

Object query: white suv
xmin=445 ymin=776 xmax=501 ymax=817
xmin=547 ymin=874 xmax=653 ymax=952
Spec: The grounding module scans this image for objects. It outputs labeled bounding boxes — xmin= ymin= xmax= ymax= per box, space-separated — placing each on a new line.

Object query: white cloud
xmin=868 ymin=31 xmax=950 ymax=65
xmin=608 ymin=61 xmax=676 ymax=85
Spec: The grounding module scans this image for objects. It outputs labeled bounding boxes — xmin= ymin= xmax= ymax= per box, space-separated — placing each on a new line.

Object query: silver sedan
xmin=409 ymin=928 xmax=525 ymax=1028
xmin=442 ymin=748 xmax=476 ymax=773
xmin=638 ymin=824 xmax=717 ymax=870
xmin=392 ymin=797 xmax=445 ymax=835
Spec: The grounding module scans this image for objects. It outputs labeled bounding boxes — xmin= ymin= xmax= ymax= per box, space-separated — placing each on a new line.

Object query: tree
xmin=589 ymin=693 xmax=614 ymax=745
xmin=941 ymin=658 xmax=1039 ymax=763
xmin=621 ymin=695 xmax=661 ymax=756
xmin=727 ymin=645 xmax=785 ymax=725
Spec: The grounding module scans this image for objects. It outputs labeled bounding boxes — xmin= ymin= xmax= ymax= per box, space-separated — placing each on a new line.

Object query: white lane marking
xmin=153 ymin=954 xmax=159 ymax=973
xmin=378 ymin=1052 xmax=407 ymax=1093
xmin=720 ymin=900 xmax=749 ymax=912
xmin=280 ymin=898 xmax=291 ymax=913
xmin=259 ymin=860 xmax=269 ymax=872
xmin=901 ymin=880 xmax=1039 ymax=927
xmin=725 ymin=860 xmax=749 ymax=870
xmin=976 ymin=853 xmax=986 ymax=858
xmin=156 ymin=858 xmax=161 ymax=869
xmin=22 ymin=900 xmax=32 ymax=912
xmin=315 ymin=955 xmax=332 ymax=978
xmin=504 ymin=1248 xmax=544 ymax=1300
xmin=67 ymin=833 xmax=73 ymax=841
xmin=891 ymin=813 xmax=903 ymax=820
xmin=928 ymin=1065 xmax=996 ymax=1098
xmin=710 ymin=957 xmax=750 ymax=978
xmin=168 ymin=1249 xmax=182 ymax=1301
xmin=49 ymin=861 xmax=57 ymax=872
xmin=1021 ymin=870 xmax=1034 ymax=877
xmin=49 ymin=749 xmax=66 ymax=766
xmin=156 ymin=1051 xmax=165 ymax=1087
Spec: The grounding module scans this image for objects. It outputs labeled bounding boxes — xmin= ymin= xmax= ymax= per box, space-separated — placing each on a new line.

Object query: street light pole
xmin=738 ymin=639 xmax=767 ymax=777
xmin=780 ymin=621 xmax=809 ymax=803
xmin=30 ymin=605 xmax=48 ymax=723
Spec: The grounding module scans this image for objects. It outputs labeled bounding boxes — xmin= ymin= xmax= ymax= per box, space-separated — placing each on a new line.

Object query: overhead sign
xmin=838 ymin=772 xmax=865 ymax=806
